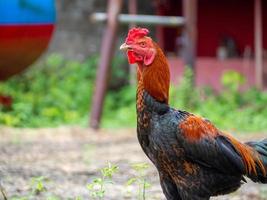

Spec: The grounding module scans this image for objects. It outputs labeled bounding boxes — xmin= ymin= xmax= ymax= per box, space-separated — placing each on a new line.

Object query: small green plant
xmin=30 ymin=176 xmax=48 ymax=195
xmin=46 ymin=195 xmax=61 ymax=200
xmin=10 ymin=197 xmax=29 ymax=200
xmin=86 ymin=162 xmax=119 ymax=200
xmin=126 ymin=163 xmax=151 ymax=200
xmin=74 ymin=196 xmax=83 ymax=200
xmin=10 ymin=176 xmax=48 ymax=200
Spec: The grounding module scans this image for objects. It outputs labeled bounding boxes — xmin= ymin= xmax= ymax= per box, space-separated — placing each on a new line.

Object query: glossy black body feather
xmin=137 ymin=92 xmax=267 ymax=200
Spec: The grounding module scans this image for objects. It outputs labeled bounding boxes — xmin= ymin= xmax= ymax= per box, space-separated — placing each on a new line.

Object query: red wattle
xmin=127 ymin=51 xmax=136 ymax=64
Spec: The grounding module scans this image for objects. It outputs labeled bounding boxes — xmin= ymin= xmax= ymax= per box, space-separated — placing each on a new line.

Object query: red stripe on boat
xmin=0 ymin=24 xmax=54 ymax=80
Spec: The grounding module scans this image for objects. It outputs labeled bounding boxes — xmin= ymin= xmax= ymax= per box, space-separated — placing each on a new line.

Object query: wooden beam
xmin=91 ymin=13 xmax=185 ymax=27
xmin=128 ymin=0 xmax=137 ymax=85
xmin=182 ymin=0 xmax=197 ymax=71
xmin=254 ymin=0 xmax=263 ymax=89
xmin=90 ymin=0 xmax=123 ymax=129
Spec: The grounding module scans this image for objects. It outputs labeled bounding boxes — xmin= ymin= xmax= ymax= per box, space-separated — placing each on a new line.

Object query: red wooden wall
xmin=157 ymin=0 xmax=267 ymax=57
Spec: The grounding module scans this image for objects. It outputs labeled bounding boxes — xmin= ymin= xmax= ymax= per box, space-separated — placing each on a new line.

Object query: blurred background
xmin=0 ymin=0 xmax=267 ymax=199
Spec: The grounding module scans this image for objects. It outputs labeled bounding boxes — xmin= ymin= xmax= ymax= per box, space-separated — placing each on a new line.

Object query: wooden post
xmin=90 ymin=0 xmax=123 ymax=129
xmin=254 ymin=0 xmax=263 ymax=89
xmin=182 ymin=0 xmax=197 ymax=71
xmin=156 ymin=3 xmax=165 ymax=49
xmin=129 ymin=0 xmax=137 ymax=27
xmin=128 ymin=0 xmax=137 ymax=85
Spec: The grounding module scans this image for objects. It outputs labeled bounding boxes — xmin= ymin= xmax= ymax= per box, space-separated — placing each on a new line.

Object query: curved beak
xmin=119 ymin=43 xmax=131 ymax=51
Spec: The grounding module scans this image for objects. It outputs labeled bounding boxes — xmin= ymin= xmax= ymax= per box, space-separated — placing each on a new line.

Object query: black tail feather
xmin=246 ymin=139 xmax=267 ymax=183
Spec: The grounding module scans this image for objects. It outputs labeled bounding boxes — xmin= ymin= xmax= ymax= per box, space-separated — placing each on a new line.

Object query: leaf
xmin=132 ymin=163 xmax=149 ymax=172
xmin=144 ymin=181 xmax=151 ymax=189
xmin=126 ymin=178 xmax=137 ymax=186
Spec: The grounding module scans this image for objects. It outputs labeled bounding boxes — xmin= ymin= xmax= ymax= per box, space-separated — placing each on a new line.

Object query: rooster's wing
xmin=177 ymin=115 xmax=247 ymax=175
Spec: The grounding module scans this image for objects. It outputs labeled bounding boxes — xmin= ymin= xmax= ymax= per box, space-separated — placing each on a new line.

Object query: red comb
xmin=125 ymin=27 xmax=149 ymax=43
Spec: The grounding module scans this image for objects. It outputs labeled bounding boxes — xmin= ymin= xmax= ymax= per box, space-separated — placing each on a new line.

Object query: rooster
xmin=120 ymin=27 xmax=267 ymax=200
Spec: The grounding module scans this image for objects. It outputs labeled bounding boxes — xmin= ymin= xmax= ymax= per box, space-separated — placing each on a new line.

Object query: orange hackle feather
xmin=140 ymin=42 xmax=170 ymax=104
xmin=126 ymin=27 xmax=169 ymax=105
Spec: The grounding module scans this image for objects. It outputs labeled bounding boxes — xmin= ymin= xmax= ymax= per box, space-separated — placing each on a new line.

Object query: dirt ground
xmin=0 ymin=127 xmax=266 ymax=200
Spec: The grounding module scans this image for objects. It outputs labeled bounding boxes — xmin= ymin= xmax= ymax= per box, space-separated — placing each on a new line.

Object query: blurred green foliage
xmin=1 ymin=55 xmax=267 ymax=132
xmin=0 ymin=54 xmax=97 ymax=127
xmin=170 ymin=68 xmax=267 ymax=132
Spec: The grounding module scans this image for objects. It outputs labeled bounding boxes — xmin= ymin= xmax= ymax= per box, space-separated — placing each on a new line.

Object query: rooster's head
xmin=120 ymin=27 xmax=156 ymax=66
xmin=120 ymin=27 xmax=170 ymax=104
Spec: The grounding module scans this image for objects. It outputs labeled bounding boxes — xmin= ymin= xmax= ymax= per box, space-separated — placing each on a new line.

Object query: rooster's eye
xmin=139 ymin=42 xmax=146 ymax=47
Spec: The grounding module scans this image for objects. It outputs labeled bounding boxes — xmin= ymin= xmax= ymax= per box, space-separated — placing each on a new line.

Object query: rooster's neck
xmin=136 ymin=43 xmax=170 ymax=112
